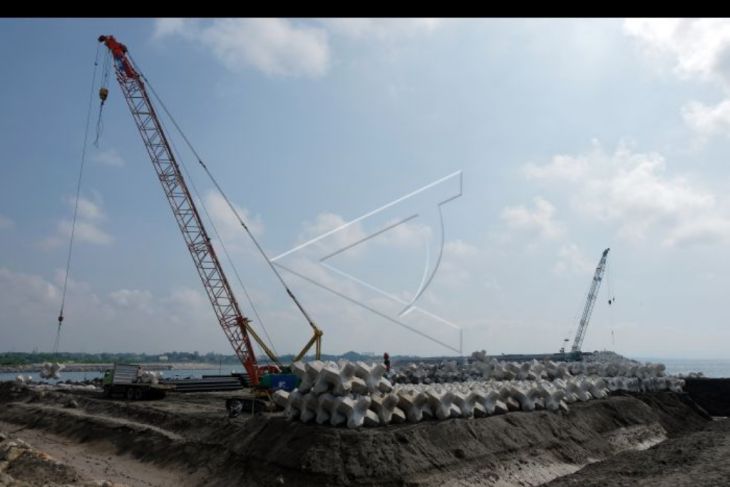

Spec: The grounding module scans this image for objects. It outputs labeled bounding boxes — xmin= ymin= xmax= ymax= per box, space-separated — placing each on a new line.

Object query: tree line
xmin=0 ymin=350 xmax=401 ymax=366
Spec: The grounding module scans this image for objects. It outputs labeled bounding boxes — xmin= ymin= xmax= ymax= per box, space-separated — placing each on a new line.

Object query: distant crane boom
xmin=570 ymin=248 xmax=610 ymax=353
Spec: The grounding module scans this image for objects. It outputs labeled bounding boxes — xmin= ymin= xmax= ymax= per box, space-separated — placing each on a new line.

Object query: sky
xmin=2 ymin=18 xmax=730 ymax=360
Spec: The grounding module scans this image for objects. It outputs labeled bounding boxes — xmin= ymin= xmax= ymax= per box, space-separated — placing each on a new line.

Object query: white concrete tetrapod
xmin=299 ymin=392 xmax=320 ymax=423
xmin=587 ymin=378 xmax=608 ymax=399
xmin=509 ymin=385 xmax=536 ymax=412
xmin=397 ymin=390 xmax=429 ymax=423
xmin=286 ymin=389 xmax=304 ymax=421
xmin=472 ymin=389 xmax=494 ymax=415
xmin=316 ymin=393 xmax=334 ymax=425
xmin=451 ymin=391 xmax=480 ymax=418
xmin=272 ymin=390 xmax=290 ymax=409
xmin=312 ymin=364 xmax=345 ymax=395
xmin=326 ymin=395 xmax=347 ymax=427
xmin=298 ymin=361 xmax=324 ymax=394
xmin=371 ymin=392 xmax=406 ymax=425
xmin=339 ymin=395 xmax=379 ymax=429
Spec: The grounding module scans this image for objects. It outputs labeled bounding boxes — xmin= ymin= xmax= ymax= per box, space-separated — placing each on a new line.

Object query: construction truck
xmin=97 ymin=35 xmax=319 ymax=413
xmin=102 ymin=364 xmax=173 ymax=400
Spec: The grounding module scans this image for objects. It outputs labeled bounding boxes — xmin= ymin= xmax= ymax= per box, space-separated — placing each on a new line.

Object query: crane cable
xmin=605 ymin=255 xmax=618 ymax=349
xmin=93 ymin=50 xmax=112 ymax=147
xmin=156 ymin=111 xmax=280 ymax=359
xmin=606 ymin=258 xmax=616 ymax=306
xmin=130 ymin=54 xmax=321 ymax=342
xmin=55 ymin=43 xmax=102 ymax=355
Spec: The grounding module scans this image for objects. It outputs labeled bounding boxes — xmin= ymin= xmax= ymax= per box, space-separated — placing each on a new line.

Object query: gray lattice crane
xmin=568 ymin=248 xmax=610 ymax=354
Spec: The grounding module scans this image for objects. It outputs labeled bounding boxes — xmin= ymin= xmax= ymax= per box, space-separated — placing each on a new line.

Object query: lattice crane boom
xmin=98 ymin=35 xmax=270 ymax=384
xmin=570 ymin=247 xmax=610 ymax=353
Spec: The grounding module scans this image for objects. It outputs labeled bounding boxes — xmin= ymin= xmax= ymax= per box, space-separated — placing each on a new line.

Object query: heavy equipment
xmin=560 ymin=248 xmax=610 ymax=356
xmin=102 ymin=363 xmax=173 ymax=400
xmin=97 ymin=35 xmax=322 ymax=409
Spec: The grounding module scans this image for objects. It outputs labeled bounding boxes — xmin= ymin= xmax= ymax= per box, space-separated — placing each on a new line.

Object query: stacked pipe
xmin=273 ymin=356 xmax=684 ymax=429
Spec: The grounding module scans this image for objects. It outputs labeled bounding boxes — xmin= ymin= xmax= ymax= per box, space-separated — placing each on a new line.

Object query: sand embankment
xmin=0 ymin=381 xmax=713 ymax=487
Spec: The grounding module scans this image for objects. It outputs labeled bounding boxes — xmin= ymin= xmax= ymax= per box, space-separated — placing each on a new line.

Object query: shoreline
xmin=0 ymin=362 xmax=236 ymax=373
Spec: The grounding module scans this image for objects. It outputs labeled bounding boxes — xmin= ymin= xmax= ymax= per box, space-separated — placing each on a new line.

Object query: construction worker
xmin=383 ymin=352 xmax=391 ymax=373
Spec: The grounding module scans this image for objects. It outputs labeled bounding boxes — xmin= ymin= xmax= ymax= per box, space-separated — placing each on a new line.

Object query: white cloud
xmin=73 ymin=196 xmax=104 ymax=221
xmin=554 ymin=243 xmax=595 ymax=276
xmin=92 ymin=148 xmax=125 ymax=167
xmin=664 ymin=216 xmax=730 ymax=247
xmin=321 ymin=18 xmax=441 ymax=40
xmin=294 ymin=212 xmax=436 ymax=260
xmin=204 ymin=191 xmax=264 ymax=240
xmin=40 ymin=196 xmax=113 ymax=249
xmin=528 ymin=142 xmax=730 ymax=247
xmin=444 ymin=239 xmax=478 ymax=258
xmin=60 ymin=220 xmax=113 ymax=245
xmin=682 ymin=99 xmax=730 ymax=138
xmin=109 ymin=289 xmax=154 ymax=309
xmin=624 ymin=19 xmax=730 ymax=140
xmin=501 ymin=197 xmax=564 ymax=240
xmin=524 ymin=154 xmax=588 ymax=182
xmin=153 ymin=18 xmax=187 ymax=39
xmin=296 ymin=212 xmax=367 ymax=258
xmin=153 ymin=18 xmax=443 ymax=78
xmin=0 ymin=267 xmax=235 ymax=354
xmin=155 ymin=19 xmax=330 ymax=78
xmin=377 ymin=219 xmax=432 ymax=248
xmin=623 ymin=18 xmax=730 ymax=85
xmin=0 ymin=214 xmax=13 ymax=230
xmin=433 ymin=240 xmax=480 ymax=289
xmin=0 ymin=267 xmax=59 ymax=304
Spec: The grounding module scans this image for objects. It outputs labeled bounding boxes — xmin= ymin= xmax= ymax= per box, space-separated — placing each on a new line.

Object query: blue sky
xmin=2 ymin=19 xmax=730 ymax=359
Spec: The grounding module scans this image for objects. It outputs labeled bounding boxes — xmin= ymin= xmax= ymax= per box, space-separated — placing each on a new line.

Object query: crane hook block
xmin=99 ymin=87 xmax=109 ymax=102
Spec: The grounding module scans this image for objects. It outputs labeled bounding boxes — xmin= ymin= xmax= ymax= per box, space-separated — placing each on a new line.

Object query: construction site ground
xmin=0 ymin=381 xmax=724 ymax=487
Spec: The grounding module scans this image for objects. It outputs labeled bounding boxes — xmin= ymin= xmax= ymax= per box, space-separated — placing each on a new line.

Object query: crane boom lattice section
xmin=112 ymin=65 xmax=259 ymax=383
xmin=571 ymin=248 xmax=610 ymax=353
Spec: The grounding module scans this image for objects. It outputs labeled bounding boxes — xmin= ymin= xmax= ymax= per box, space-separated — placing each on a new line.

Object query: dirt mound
xmin=0 ymin=429 xmax=117 ymax=487
xmin=544 ymin=418 xmax=730 ymax=487
xmin=219 ymin=393 xmax=705 ymax=487
xmin=0 ymin=382 xmax=710 ymax=487
xmin=632 ymin=390 xmax=710 ymax=434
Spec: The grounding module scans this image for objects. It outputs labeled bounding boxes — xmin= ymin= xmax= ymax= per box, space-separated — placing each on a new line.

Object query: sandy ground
xmin=0 ymin=421 xmax=185 ymax=486
xmin=0 ymin=382 xmax=714 ymax=487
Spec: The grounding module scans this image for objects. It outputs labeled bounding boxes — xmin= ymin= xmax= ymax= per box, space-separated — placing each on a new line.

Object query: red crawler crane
xmin=97 ymin=35 xmax=322 ymax=391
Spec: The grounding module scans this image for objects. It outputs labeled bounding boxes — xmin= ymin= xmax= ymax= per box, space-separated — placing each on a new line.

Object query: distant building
xmin=158 ymin=355 xmax=169 ymax=362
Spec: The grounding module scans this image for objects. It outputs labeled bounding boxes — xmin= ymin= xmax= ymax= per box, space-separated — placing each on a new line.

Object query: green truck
xmin=102 ymin=364 xmax=173 ymax=400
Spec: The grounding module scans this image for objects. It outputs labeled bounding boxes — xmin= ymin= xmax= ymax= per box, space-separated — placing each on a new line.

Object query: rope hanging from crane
xmin=606 ymin=258 xmax=616 ymax=306
xmin=54 ymin=44 xmax=102 ymax=355
xmin=93 ymin=49 xmax=112 ymax=147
